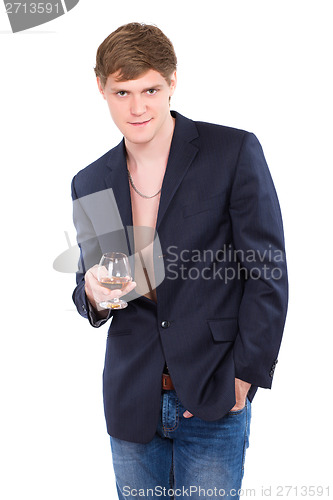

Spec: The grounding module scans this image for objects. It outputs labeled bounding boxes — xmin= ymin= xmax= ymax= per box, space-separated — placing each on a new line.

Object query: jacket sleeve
xmin=229 ymin=133 xmax=288 ymax=388
xmin=71 ymin=175 xmax=112 ymax=328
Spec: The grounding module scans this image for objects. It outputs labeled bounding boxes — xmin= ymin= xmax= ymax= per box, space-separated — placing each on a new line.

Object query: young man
xmin=72 ymin=23 xmax=288 ymax=499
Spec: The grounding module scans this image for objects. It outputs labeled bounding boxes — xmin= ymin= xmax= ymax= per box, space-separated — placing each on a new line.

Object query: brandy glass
xmin=97 ymin=252 xmax=132 ymax=309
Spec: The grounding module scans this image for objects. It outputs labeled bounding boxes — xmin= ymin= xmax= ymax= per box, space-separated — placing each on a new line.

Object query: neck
xmin=125 ymin=113 xmax=175 ymax=171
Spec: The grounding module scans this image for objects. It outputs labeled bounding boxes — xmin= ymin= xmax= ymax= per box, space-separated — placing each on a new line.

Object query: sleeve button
xmin=269 ymin=359 xmax=278 ymax=377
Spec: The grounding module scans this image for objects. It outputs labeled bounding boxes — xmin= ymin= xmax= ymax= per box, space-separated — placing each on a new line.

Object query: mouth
xmin=129 ymin=119 xmax=152 ymax=127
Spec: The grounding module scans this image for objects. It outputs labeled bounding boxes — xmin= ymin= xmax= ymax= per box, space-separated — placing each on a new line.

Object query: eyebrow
xmin=110 ymin=84 xmax=164 ymax=92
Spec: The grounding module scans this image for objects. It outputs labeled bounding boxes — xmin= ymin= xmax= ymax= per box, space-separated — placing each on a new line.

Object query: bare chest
xmin=130 ymin=192 xmax=160 ymax=229
xmin=129 ymin=184 xmax=161 ymax=303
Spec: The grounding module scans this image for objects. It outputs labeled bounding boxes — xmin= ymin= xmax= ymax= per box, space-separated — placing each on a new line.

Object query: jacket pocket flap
xmin=108 ymin=329 xmax=132 ymax=337
xmin=208 ymin=318 xmax=238 ymax=342
xmin=183 ymin=193 xmax=224 ymax=218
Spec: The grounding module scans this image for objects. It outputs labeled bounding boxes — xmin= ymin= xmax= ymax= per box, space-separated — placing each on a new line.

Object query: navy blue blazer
xmin=72 ymin=111 xmax=288 ymax=444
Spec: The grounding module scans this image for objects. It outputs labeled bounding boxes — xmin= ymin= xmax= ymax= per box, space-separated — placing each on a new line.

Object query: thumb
xmin=183 ymin=410 xmax=193 ymax=418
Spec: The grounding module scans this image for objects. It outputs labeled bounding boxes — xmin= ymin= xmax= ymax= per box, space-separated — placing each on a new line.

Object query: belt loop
xmin=162 ymin=373 xmax=175 ymax=391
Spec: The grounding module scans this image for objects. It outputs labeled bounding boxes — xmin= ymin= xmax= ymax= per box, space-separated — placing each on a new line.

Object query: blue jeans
xmin=110 ymin=390 xmax=251 ymax=499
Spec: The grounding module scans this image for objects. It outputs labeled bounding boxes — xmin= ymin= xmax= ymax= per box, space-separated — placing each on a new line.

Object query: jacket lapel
xmin=156 ymin=112 xmax=199 ymax=230
xmin=104 ymin=139 xmax=133 ymax=229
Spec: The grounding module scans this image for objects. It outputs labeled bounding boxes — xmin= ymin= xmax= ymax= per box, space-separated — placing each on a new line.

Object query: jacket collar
xmin=104 ymin=111 xmax=199 ymax=231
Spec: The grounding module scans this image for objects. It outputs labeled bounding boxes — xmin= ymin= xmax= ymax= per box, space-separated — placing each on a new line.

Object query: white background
xmin=1 ymin=1 xmax=332 ymax=498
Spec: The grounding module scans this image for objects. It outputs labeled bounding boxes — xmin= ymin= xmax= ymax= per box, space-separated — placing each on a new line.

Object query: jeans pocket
xmin=228 ymin=400 xmax=248 ymax=415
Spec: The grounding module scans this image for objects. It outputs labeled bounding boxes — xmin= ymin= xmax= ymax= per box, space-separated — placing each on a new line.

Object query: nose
xmin=130 ymin=94 xmax=146 ymax=116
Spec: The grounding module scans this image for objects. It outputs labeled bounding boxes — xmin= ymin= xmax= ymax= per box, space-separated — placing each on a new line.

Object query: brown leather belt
xmin=162 ymin=373 xmax=175 ymax=390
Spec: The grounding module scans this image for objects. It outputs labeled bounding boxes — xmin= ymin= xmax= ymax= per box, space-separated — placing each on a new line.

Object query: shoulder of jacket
xmin=72 ymin=141 xmax=123 ymax=197
xmin=194 ymin=118 xmax=250 ymax=139
xmin=75 ymin=145 xmax=115 ymax=179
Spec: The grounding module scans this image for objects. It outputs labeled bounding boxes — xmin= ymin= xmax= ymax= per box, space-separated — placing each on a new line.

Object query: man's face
xmin=97 ymin=69 xmax=177 ymax=146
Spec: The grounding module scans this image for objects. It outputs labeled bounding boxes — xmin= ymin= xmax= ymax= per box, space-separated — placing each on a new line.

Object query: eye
xmin=117 ymin=91 xmax=128 ymax=97
xmin=146 ymin=89 xmax=157 ymax=95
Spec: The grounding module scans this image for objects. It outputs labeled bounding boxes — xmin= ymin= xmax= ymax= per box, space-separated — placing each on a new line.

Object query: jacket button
xmin=161 ymin=321 xmax=170 ymax=328
xmin=269 ymin=359 xmax=278 ymax=377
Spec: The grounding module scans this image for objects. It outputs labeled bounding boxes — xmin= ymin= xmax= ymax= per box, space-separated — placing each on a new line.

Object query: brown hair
xmin=94 ymin=23 xmax=177 ymax=87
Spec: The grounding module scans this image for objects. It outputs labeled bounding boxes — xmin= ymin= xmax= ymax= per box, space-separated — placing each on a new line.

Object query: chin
xmin=129 ymin=138 xmax=153 ymax=146
xmin=126 ymin=132 xmax=154 ymax=145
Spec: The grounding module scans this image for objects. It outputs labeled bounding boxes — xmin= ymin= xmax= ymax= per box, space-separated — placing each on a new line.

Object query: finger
xmin=183 ymin=410 xmax=193 ymax=418
xmin=230 ymin=402 xmax=246 ymax=412
xmin=85 ymin=266 xmax=100 ymax=285
xmin=100 ymin=281 xmax=136 ymax=297
xmin=97 ymin=282 xmax=137 ymax=303
xmin=122 ymin=281 xmax=137 ymax=294
xmin=101 ymin=287 xmax=122 ymax=297
xmin=88 ymin=264 xmax=100 ymax=277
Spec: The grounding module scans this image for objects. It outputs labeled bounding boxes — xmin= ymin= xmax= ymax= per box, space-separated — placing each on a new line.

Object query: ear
xmin=97 ymin=77 xmax=106 ymax=100
xmin=169 ymin=71 xmax=177 ymax=97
